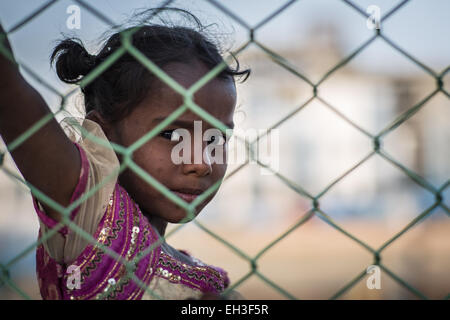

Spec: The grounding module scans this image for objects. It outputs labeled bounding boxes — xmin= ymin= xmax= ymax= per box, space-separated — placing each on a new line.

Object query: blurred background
xmin=0 ymin=0 xmax=449 ymax=299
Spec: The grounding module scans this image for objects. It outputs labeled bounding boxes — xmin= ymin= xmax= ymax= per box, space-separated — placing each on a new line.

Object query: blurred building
xmin=206 ymin=23 xmax=448 ymax=230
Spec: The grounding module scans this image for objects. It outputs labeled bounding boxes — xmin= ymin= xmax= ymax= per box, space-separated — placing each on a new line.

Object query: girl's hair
xmin=51 ymin=7 xmax=250 ymax=123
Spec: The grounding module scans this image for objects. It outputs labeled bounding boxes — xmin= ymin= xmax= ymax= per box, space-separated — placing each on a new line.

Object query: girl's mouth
xmin=172 ymin=191 xmax=198 ymax=203
xmin=171 ymin=189 xmax=204 ymax=203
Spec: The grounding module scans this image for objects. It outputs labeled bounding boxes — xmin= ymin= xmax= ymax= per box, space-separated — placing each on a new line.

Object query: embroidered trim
xmin=70 ymin=186 xmax=130 ymax=299
xmin=64 ymin=184 xmax=160 ymax=300
xmin=155 ymin=251 xmax=229 ymax=293
xmin=97 ymin=196 xmax=145 ymax=300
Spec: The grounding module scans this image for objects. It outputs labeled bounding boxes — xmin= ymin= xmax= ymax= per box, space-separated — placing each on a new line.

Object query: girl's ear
xmin=85 ymin=110 xmax=115 ymax=140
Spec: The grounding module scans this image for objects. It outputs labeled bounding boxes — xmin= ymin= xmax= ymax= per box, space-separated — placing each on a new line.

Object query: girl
xmin=0 ymin=8 xmax=249 ymax=300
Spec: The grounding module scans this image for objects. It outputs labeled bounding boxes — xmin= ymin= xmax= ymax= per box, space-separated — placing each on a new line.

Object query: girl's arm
xmin=0 ymin=24 xmax=81 ymax=222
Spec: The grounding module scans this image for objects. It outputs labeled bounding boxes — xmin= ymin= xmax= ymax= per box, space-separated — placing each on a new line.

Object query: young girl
xmin=0 ymin=8 xmax=249 ymax=300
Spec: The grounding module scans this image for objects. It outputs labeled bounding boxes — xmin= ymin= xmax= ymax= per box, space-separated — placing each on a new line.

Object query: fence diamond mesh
xmin=0 ymin=0 xmax=448 ymax=300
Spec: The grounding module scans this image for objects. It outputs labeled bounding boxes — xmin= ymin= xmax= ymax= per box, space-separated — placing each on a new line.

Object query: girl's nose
xmin=182 ymin=142 xmax=212 ymax=177
xmin=182 ymin=160 xmax=212 ymax=177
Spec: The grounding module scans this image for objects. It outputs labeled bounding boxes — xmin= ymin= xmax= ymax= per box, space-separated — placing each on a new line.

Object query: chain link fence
xmin=0 ymin=0 xmax=448 ymax=300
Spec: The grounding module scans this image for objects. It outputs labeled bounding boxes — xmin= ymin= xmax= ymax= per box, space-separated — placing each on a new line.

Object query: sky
xmin=0 ymin=0 xmax=448 ymax=109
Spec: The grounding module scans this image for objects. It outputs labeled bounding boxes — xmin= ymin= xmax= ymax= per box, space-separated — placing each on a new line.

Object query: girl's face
xmin=107 ymin=60 xmax=236 ymax=228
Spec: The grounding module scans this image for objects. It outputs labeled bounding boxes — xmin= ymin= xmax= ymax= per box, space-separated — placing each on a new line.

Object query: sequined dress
xmin=33 ymin=119 xmax=241 ymax=300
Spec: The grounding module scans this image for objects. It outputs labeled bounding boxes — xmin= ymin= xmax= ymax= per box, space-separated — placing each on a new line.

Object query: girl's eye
xmin=160 ymin=130 xmax=181 ymax=141
xmin=207 ymin=134 xmax=226 ymax=145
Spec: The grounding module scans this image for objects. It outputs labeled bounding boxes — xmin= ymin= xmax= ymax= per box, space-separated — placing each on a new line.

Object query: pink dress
xmin=33 ymin=119 xmax=241 ymax=300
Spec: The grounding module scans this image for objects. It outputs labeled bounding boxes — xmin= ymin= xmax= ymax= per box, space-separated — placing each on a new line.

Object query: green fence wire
xmin=0 ymin=0 xmax=448 ymax=300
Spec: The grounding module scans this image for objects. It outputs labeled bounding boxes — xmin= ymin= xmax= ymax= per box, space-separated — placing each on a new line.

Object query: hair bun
xmin=50 ymin=38 xmax=96 ymax=84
